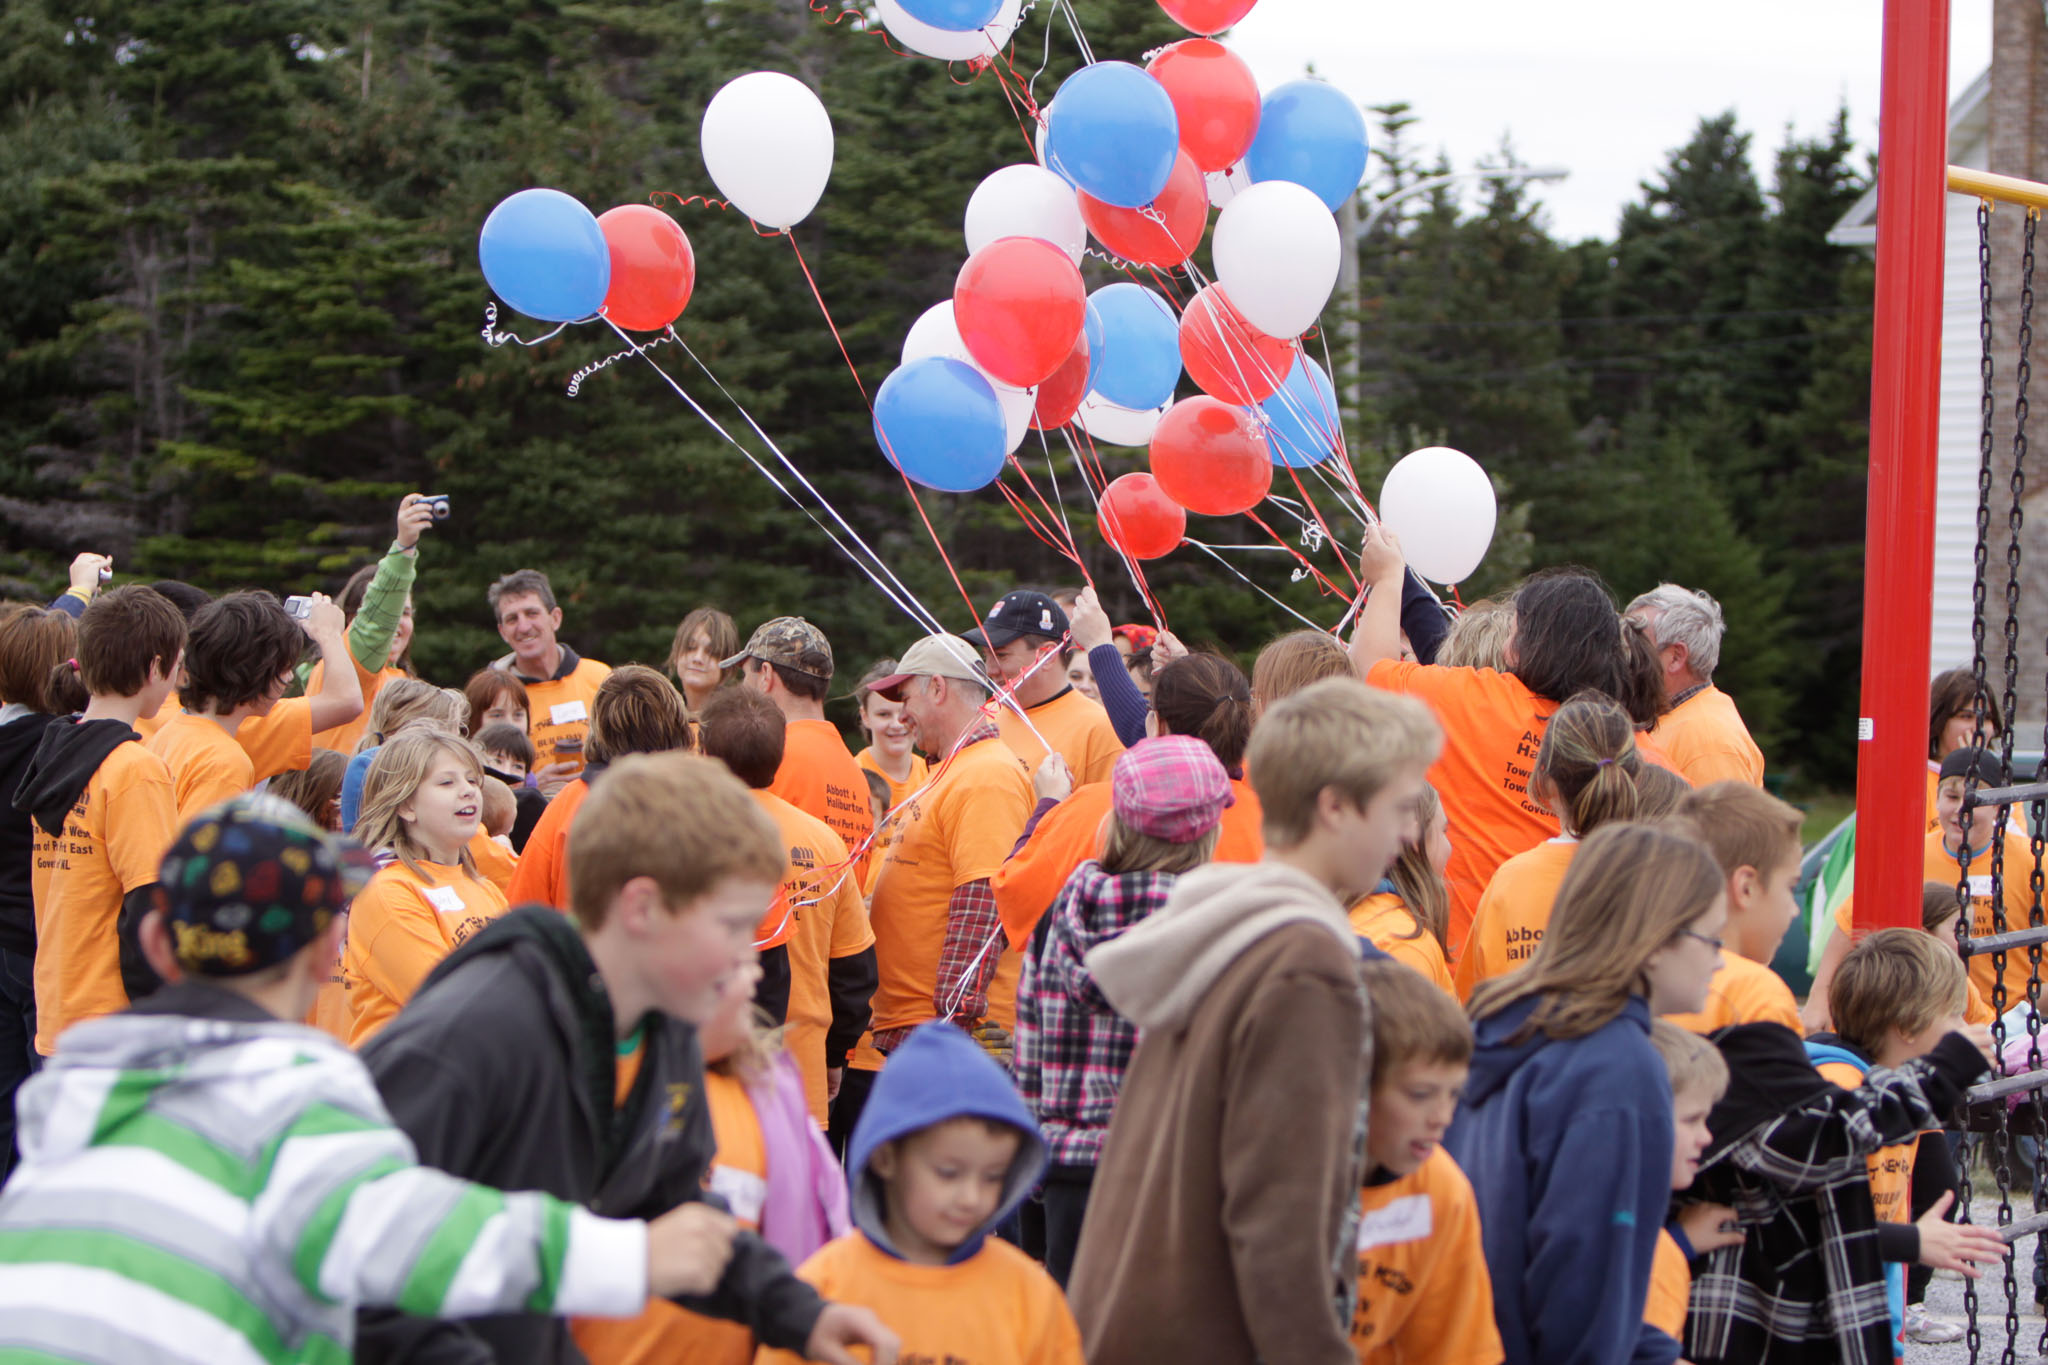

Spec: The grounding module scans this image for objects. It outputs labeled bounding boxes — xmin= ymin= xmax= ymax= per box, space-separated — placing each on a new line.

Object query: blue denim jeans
xmin=0 ymin=944 xmax=39 ymax=1183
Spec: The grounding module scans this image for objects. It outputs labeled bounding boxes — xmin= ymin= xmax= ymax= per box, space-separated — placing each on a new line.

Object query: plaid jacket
xmin=1014 ymin=861 xmax=1179 ymax=1166
xmin=1684 ymin=1025 xmax=1984 ymax=1365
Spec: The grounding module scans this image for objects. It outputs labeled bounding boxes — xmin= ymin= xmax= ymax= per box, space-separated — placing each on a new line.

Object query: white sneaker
xmin=1903 ymin=1304 xmax=1966 ymax=1344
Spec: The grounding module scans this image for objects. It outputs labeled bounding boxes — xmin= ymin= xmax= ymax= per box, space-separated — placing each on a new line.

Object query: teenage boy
xmin=150 ymin=590 xmax=349 ymax=819
xmin=0 ymin=796 xmax=736 ymax=1359
xmin=1662 ymin=782 xmax=1804 ymax=1034
xmin=728 ymin=616 xmax=876 ymax=873
xmin=1348 ymin=958 xmax=1502 ymax=1365
xmin=699 ymin=687 xmax=877 ymax=1122
xmin=12 ymin=586 xmax=186 ymax=1053
xmin=488 ymin=568 xmax=612 ymax=785
xmin=1070 ymin=676 xmax=1443 ymax=1365
xmin=355 ymin=752 xmax=897 ymax=1365
xmin=966 ymin=590 xmax=1124 ymax=786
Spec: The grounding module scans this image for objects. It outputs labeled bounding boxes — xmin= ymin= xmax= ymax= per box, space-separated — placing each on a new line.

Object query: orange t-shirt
xmin=770 ymin=719 xmax=877 ymax=881
xmin=308 ymin=657 xmax=407 ymax=755
xmin=1348 ymin=893 xmax=1456 ymax=997
xmin=755 ymin=791 xmax=876 ymax=1123
xmin=577 ymin=1071 xmax=764 ymax=1365
xmin=994 ymin=687 xmax=1125 ymax=787
xmin=1926 ymin=766 xmax=1942 ymax=834
xmin=1835 ymin=828 xmax=2045 ymax=1008
xmin=1816 ymin=1058 xmax=1915 ymax=1227
xmin=468 ymin=828 xmax=519 ymax=897
xmin=1651 ymin=685 xmax=1764 ymax=788
xmin=1663 ymin=952 xmax=1801 ymax=1035
xmin=239 ymin=697 xmax=315 ymax=783
xmin=754 ymin=1232 xmax=1083 ymax=1365
xmin=856 ymin=747 xmax=929 ymax=865
xmin=1634 ymin=731 xmax=1689 ymax=783
xmin=867 ymin=733 xmax=1032 ymax=1034
xmin=31 ymin=739 xmax=178 ymax=1054
xmin=342 ymin=859 xmax=509 ymax=1045
xmin=506 ymin=778 xmax=589 ymax=911
xmin=1366 ymin=660 xmax=1561 ymax=952
xmin=517 ymin=656 xmax=613 ymax=773
xmin=1455 ymin=839 xmax=1578 ymax=1000
xmin=1643 ymin=1228 xmax=1690 ymax=1343
xmin=1349 ymin=1148 xmax=1504 ymax=1365
xmin=146 ymin=710 xmax=256 ymax=821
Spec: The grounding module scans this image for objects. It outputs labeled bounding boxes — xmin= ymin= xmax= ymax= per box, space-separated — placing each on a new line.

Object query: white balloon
xmin=1212 ymin=180 xmax=1341 ymax=340
xmin=878 ymin=0 xmax=1022 ymax=62
xmin=904 ymin=301 xmax=1034 ymax=452
xmin=1075 ymin=392 xmax=1169 ymax=447
xmin=700 ymin=72 xmax=835 ymax=231
xmin=966 ymin=165 xmax=1086 ymax=265
xmin=1205 ymin=161 xmax=1253 ymax=209
xmin=1379 ymin=446 xmax=1499 ymax=585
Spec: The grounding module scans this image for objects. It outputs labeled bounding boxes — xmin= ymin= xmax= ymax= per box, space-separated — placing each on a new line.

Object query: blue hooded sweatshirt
xmin=846 ymin=1022 xmax=1048 ymax=1264
xmin=1443 ymin=993 xmax=1680 ymax=1365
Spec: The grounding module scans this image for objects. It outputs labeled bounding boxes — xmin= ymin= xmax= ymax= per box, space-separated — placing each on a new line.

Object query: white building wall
xmin=1932 ymin=124 xmax=1993 ymax=675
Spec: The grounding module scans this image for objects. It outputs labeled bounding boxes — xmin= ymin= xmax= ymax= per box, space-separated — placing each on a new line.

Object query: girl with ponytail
xmin=1454 ymin=692 xmax=1644 ymax=997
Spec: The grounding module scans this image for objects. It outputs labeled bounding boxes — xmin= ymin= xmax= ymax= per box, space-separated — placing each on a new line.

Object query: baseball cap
xmin=1112 ymin=736 xmax=1234 ymax=844
xmin=1939 ymin=746 xmax=2007 ymax=791
xmin=720 ymin=616 xmax=833 ymax=679
xmin=157 ymin=794 xmax=375 ymax=977
xmin=866 ymin=634 xmax=990 ymax=698
xmin=960 ymin=591 xmax=1069 ymax=652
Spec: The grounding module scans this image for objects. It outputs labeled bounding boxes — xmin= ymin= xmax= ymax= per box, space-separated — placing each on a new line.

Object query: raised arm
xmin=1348 ymin=524 xmax=1408 ymax=680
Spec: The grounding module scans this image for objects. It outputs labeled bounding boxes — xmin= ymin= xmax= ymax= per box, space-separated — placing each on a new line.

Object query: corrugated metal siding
xmin=1933 ymin=129 xmax=1993 ymax=674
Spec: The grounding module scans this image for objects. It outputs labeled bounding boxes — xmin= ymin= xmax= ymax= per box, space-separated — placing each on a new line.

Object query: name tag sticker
xmin=550 ymin=700 xmax=588 ymax=726
xmin=425 ymin=885 xmax=466 ymax=915
xmin=1357 ymin=1193 xmax=1433 ymax=1252
xmin=709 ymin=1165 xmax=767 ymax=1226
xmin=1970 ymin=875 xmax=1997 ymax=899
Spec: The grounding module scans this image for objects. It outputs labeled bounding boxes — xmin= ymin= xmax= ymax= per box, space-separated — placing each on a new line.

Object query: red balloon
xmin=1149 ymin=396 xmax=1272 ymax=516
xmin=954 ymin=237 xmax=1087 ymax=388
xmin=1145 ymin=40 xmax=1260 ymax=172
xmin=1032 ymin=328 xmax=1092 ymax=430
xmin=1155 ymin=0 xmax=1258 ymax=36
xmin=1078 ymin=151 xmax=1207 ymax=269
xmin=597 ymin=204 xmax=695 ymax=332
xmin=1181 ymin=283 xmax=1295 ymax=405
xmin=1100 ymin=473 xmax=1187 ymax=560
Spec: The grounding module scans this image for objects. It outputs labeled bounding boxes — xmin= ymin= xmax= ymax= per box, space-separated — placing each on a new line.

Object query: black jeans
xmin=1042 ymin=1167 xmax=1096 ymax=1287
xmin=0 ymin=944 xmax=39 ymax=1183
xmin=829 ymin=1064 xmax=879 ymax=1165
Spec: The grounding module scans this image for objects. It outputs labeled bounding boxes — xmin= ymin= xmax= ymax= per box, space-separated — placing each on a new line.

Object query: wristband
xmin=389 ymin=539 xmax=418 ymax=558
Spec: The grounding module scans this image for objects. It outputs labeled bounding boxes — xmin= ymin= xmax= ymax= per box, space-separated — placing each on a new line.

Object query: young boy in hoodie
xmin=0 ymin=795 xmax=744 ymax=1360
xmin=756 ymin=1021 xmax=1083 ymax=1365
xmin=1070 ymin=676 xmax=1443 ymax=1365
xmin=355 ymin=752 xmax=897 ymax=1365
xmin=12 ymin=585 xmax=186 ymax=1053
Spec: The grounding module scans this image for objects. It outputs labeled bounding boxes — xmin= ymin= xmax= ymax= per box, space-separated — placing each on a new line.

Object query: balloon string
xmin=479 ymin=302 xmax=573 ymax=349
xmin=1001 ymin=460 xmax=1089 ymax=571
xmin=1006 ymin=447 xmax=1092 ymax=574
xmin=1245 ymin=509 xmax=1349 ymax=598
xmin=1062 ymin=425 xmax=1169 ymax=629
xmin=566 ymin=333 xmax=670 ymax=397
xmin=785 ymin=234 xmax=995 ymax=646
xmin=1184 ymin=540 xmax=1330 ymax=631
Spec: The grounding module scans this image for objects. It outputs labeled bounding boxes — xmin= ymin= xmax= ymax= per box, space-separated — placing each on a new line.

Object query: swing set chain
xmin=1963 ymin=199 xmax=1995 ymax=1365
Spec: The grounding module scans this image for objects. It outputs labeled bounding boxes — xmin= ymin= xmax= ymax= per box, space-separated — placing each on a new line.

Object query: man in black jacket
xmin=356 ymin=752 xmax=898 ymax=1365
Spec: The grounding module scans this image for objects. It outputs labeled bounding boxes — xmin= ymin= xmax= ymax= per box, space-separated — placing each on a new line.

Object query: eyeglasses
xmin=1683 ymin=928 xmax=1725 ymax=952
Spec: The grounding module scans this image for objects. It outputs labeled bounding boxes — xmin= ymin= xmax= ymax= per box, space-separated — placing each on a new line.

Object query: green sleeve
xmin=345 ymin=548 xmax=418 ymax=675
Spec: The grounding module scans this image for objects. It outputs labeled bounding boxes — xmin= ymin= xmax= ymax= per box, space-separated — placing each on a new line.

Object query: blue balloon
xmin=478 ymin=188 xmax=610 ymax=323
xmin=896 ymin=0 xmax=1002 ymax=29
xmin=1082 ymin=300 xmax=1107 ymax=393
xmin=1088 ymin=283 xmax=1180 ymax=411
xmin=874 ymin=358 xmax=1009 ymax=493
xmin=1044 ymin=62 xmax=1179 ymax=210
xmin=1259 ymin=357 xmax=1341 ymax=467
xmin=1244 ymin=81 xmax=1369 ymax=214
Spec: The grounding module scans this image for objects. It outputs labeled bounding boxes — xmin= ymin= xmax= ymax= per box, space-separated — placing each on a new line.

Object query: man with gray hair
xmin=1624 ymin=583 xmax=1765 ymax=787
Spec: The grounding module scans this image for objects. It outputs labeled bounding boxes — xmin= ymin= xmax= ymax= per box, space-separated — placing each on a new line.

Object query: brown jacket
xmin=1069 ymin=861 xmax=1371 ymax=1365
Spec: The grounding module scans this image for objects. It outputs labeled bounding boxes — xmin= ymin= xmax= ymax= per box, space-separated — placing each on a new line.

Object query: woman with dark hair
xmin=666 ymin=606 xmax=739 ymax=715
xmin=1350 ymin=526 xmax=1637 ymax=951
xmin=1927 ymin=667 xmax=2004 ymax=829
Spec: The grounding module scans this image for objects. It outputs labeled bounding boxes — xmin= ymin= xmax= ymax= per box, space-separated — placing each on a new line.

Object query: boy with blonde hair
xmin=1072 ymin=677 xmax=1443 ymax=1365
xmin=1644 ymin=1022 xmax=1742 ymax=1347
xmin=1662 ymin=782 xmax=1804 ymax=1034
xmin=1349 ymin=959 xmax=1501 ymax=1365
xmin=356 ymin=753 xmax=897 ymax=1365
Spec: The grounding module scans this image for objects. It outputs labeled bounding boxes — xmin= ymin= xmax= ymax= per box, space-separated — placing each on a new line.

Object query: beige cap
xmin=866 ymin=633 xmax=990 ymax=697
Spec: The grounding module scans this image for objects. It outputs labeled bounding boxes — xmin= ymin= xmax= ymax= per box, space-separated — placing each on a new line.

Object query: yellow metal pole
xmin=1949 ymin=164 xmax=2048 ymax=210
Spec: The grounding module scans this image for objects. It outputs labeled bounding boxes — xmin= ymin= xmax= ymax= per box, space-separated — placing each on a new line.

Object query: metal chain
xmin=1964 ymin=199 xmax=1995 ymax=1364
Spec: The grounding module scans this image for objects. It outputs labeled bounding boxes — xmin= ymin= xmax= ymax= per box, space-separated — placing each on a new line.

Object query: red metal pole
xmin=1855 ymin=0 xmax=1949 ymax=933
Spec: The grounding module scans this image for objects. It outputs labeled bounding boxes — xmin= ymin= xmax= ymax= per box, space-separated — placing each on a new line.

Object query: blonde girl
xmin=1349 ymin=783 xmax=1457 ymax=994
xmin=1447 ymin=821 xmax=1726 ymax=1365
xmin=336 ymin=727 xmax=508 ymax=1045
xmin=1455 ymin=692 xmax=1643 ymax=996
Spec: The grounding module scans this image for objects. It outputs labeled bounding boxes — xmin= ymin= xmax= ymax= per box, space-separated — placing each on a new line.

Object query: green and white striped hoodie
xmin=0 ymin=996 xmax=648 ymax=1365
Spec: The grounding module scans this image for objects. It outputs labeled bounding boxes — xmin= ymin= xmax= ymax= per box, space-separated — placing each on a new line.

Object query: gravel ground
xmin=1919 ymin=1239 xmax=2045 ymax=1365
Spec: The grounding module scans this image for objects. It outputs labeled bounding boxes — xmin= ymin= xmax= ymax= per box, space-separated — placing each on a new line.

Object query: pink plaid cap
xmin=1111 ymin=735 xmax=1234 ymax=844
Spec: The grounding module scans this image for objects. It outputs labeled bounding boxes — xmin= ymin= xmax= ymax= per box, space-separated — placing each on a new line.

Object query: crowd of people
xmin=0 ymin=492 xmax=2030 ymax=1365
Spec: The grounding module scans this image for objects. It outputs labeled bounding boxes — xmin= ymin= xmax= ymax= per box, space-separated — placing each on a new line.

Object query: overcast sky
xmin=1224 ymin=0 xmax=1995 ymax=242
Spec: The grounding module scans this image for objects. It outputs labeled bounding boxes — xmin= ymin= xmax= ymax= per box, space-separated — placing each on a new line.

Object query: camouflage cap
xmin=721 ymin=615 xmax=834 ymax=680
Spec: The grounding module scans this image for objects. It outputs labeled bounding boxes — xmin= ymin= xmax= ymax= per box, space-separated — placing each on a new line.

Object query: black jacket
xmin=0 ymin=707 xmax=61 ymax=957
xmin=355 ymin=906 xmax=826 ymax=1365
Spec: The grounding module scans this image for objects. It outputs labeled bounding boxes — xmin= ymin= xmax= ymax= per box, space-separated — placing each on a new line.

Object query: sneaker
xmin=1904 ymin=1304 xmax=1967 ymax=1344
